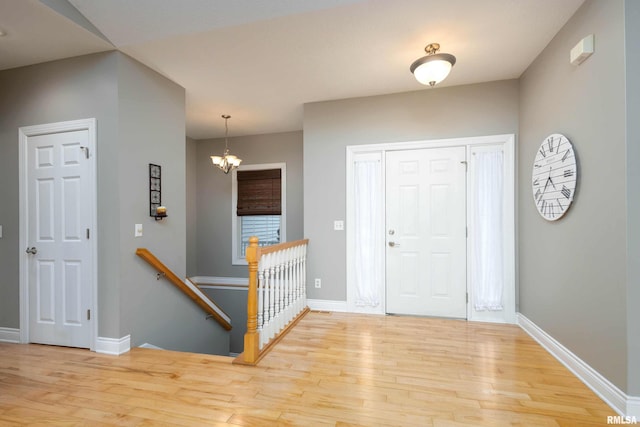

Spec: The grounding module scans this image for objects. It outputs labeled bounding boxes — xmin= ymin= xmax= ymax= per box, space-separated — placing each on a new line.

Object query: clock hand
xmin=543 ymin=176 xmax=550 ymax=194
xmin=548 ymin=167 xmax=557 ymax=190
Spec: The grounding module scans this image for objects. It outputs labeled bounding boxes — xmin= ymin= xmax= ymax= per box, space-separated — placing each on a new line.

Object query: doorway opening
xmin=19 ymin=118 xmax=98 ymax=349
xmin=346 ymin=134 xmax=515 ymax=323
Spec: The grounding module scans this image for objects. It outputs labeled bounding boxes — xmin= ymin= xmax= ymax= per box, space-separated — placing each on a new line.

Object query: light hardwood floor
xmin=0 ymin=312 xmax=613 ymax=426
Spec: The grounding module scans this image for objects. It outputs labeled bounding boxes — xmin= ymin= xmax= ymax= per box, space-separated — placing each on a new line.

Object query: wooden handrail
xmin=255 ymin=238 xmax=310 ymax=257
xmin=136 ymin=248 xmax=232 ymax=331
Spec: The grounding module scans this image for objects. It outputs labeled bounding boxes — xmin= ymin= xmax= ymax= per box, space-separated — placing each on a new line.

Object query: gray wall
xmin=186 ymin=137 xmax=198 ymax=277
xmin=0 ymin=52 xmax=119 ymax=332
xmin=519 ymin=0 xmax=628 ymax=391
xmin=0 ymin=52 xmax=229 ymax=355
xmin=201 ymin=288 xmax=247 ymax=355
xmin=302 ymin=80 xmax=519 ymax=301
xmin=625 ymin=0 xmax=640 ymax=397
xmin=195 ymin=131 xmax=304 ymax=278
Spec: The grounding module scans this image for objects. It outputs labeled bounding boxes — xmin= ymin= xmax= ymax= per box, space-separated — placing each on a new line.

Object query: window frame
xmin=231 ymin=162 xmax=286 ymax=265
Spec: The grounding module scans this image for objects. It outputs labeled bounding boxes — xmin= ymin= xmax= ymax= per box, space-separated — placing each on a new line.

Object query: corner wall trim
xmin=517 ymin=313 xmax=638 ymax=417
xmin=0 ymin=327 xmax=20 ymax=343
xmin=95 ymin=335 xmax=131 ymax=355
xmin=307 ymin=299 xmax=348 ymax=312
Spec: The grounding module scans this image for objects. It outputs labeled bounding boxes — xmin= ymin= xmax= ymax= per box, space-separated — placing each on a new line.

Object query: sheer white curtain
xmin=472 ymin=150 xmax=504 ymax=311
xmin=354 ymin=158 xmax=382 ymax=307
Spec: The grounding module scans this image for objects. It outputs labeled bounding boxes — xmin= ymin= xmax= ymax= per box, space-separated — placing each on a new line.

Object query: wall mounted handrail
xmin=136 ymin=248 xmax=232 ymax=331
xmin=236 ymin=237 xmax=310 ymax=365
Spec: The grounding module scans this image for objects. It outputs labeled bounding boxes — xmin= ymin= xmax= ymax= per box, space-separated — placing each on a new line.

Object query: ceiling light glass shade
xmin=410 ymin=53 xmax=456 ymax=86
xmin=210 ymin=114 xmax=242 ymax=174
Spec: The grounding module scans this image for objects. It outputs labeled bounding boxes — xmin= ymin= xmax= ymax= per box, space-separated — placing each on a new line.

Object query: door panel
xmin=386 ymin=147 xmax=467 ymax=318
xmin=27 ymin=130 xmax=92 ymax=348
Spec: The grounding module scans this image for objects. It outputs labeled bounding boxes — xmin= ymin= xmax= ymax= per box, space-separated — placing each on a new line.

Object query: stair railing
xmin=136 ymin=248 xmax=232 ymax=331
xmin=237 ymin=236 xmax=310 ymax=365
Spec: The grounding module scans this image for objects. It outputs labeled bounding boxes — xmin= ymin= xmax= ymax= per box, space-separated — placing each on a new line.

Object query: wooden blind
xmin=237 ymin=169 xmax=282 ymax=216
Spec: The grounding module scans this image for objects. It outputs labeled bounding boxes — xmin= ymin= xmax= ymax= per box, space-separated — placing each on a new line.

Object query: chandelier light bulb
xmin=210 ymin=114 xmax=242 ymax=174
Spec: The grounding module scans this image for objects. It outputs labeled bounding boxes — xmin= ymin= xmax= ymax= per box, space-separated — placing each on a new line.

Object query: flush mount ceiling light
xmin=210 ymin=114 xmax=242 ymax=174
xmin=410 ymin=42 xmax=456 ymax=87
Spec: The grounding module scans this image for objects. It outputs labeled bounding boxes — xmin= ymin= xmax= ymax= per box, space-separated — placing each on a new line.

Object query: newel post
xmin=243 ymin=236 xmax=260 ymax=364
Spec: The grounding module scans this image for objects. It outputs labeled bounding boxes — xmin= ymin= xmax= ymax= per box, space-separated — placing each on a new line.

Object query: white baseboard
xmin=95 ymin=335 xmax=131 ymax=355
xmin=307 ymin=299 xmax=348 ymax=312
xmin=0 ymin=327 xmax=20 ymax=343
xmin=190 ymin=276 xmax=248 ymax=287
xmin=518 ymin=313 xmax=639 ymax=417
xmin=628 ymin=396 xmax=640 ymax=419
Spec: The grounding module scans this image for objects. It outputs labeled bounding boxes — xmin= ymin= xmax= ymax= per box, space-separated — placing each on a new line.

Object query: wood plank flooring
xmin=0 ymin=312 xmax=614 ymax=426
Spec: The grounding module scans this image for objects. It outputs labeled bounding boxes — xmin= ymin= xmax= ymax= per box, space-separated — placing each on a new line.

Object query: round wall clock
xmin=532 ymin=133 xmax=577 ymax=221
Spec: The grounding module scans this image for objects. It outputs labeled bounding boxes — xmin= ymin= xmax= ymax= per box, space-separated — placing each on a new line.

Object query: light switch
xmin=135 ymin=224 xmax=143 ymax=237
xmin=334 ymin=220 xmax=344 ymax=231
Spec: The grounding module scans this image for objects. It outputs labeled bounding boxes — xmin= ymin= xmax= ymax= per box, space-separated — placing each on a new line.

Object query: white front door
xmin=385 ymin=147 xmax=467 ymax=318
xmin=23 ymin=126 xmax=94 ymax=348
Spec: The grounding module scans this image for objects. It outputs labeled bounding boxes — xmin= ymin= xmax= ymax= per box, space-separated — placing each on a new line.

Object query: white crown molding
xmin=518 ymin=313 xmax=638 ymax=417
xmin=0 ymin=327 xmax=20 ymax=343
xmin=95 ymin=335 xmax=131 ymax=355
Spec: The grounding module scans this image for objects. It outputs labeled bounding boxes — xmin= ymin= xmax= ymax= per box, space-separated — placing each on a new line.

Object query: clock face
xmin=532 ymin=133 xmax=577 ymax=221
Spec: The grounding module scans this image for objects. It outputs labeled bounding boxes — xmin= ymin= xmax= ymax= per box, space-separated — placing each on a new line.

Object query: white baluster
xmin=263 ymin=253 xmax=273 ymax=348
xmin=301 ymin=244 xmax=307 ymax=312
xmin=268 ymin=263 xmax=276 ymax=340
xmin=257 ymin=268 xmax=264 ymax=335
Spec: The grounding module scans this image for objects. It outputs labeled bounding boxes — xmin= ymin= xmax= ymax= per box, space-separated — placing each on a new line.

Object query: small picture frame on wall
xmin=149 ymin=163 xmax=162 ymax=217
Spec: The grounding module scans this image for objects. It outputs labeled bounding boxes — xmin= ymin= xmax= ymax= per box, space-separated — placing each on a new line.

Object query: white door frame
xmin=19 ymin=118 xmax=98 ymax=349
xmin=346 ymin=134 xmax=515 ymax=323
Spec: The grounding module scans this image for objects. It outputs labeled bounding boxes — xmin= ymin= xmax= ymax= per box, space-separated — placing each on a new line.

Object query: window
xmin=232 ymin=163 xmax=286 ymax=265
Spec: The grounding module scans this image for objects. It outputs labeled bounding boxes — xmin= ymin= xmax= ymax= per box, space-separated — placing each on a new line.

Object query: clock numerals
xmin=533 ymin=177 xmax=539 ymax=186
xmin=564 ymin=169 xmax=574 ymax=178
xmin=561 ymin=185 xmax=571 ymax=199
xmin=561 ymin=149 xmax=570 ymax=162
xmin=547 ymin=136 xmax=555 ymax=153
xmin=556 ymin=198 xmax=565 ymax=212
xmin=534 ymin=188 xmax=542 ymax=202
xmin=548 ymin=201 xmax=555 ymax=219
xmin=539 ymin=145 xmax=547 ymax=158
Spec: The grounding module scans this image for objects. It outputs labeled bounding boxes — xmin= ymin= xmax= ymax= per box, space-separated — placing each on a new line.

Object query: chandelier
xmin=410 ymin=42 xmax=456 ymax=87
xmin=210 ymin=114 xmax=242 ymax=174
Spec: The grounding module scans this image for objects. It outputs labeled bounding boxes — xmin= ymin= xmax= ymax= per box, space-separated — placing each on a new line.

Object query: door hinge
xmin=466 ymin=293 xmax=469 ymax=303
xmin=466 ymin=226 xmax=468 ymax=238
xmin=87 ymin=309 xmax=91 ymax=320
xmin=86 ymin=228 xmax=90 ymax=239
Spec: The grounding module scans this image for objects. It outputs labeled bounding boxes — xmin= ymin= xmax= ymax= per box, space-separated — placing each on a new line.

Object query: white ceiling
xmin=0 ymin=0 xmax=585 ymax=139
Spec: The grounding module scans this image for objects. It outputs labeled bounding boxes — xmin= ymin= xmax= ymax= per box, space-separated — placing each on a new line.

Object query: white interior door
xmin=25 ymin=128 xmax=93 ymax=348
xmin=386 ymin=147 xmax=467 ymax=318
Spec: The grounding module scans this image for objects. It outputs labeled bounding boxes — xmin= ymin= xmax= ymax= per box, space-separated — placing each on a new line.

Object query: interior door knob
xmin=388 ymin=241 xmax=399 ymax=247
xmin=25 ymin=247 xmax=37 ymax=255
